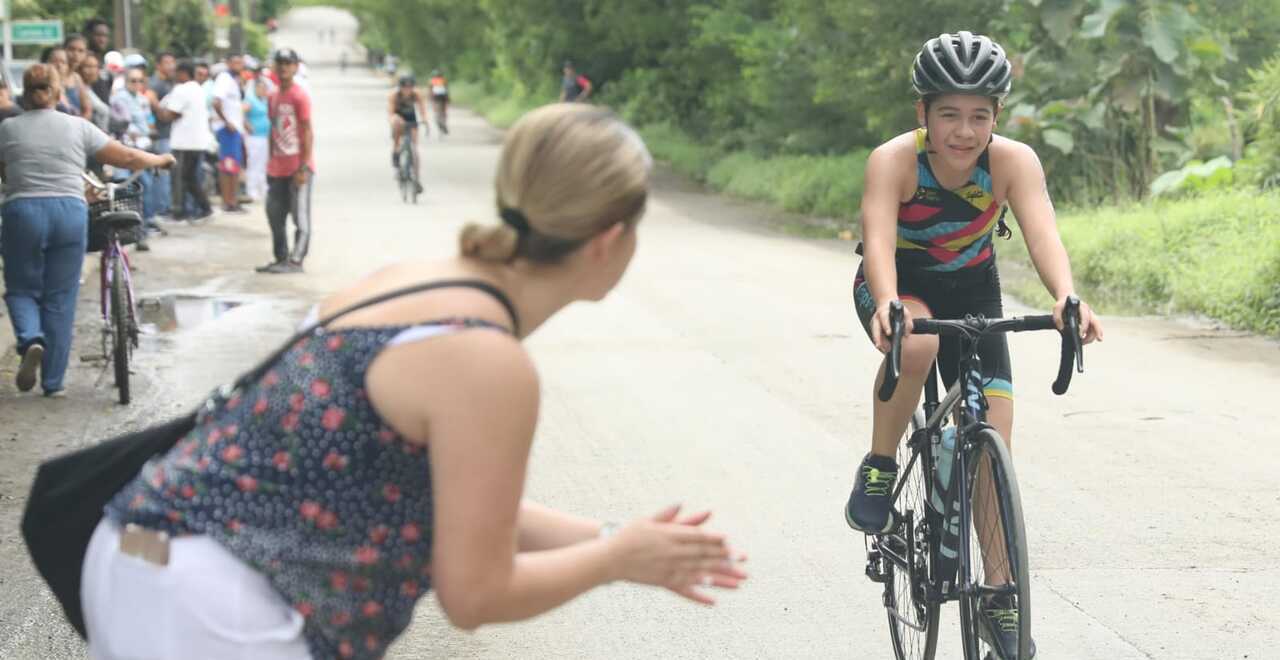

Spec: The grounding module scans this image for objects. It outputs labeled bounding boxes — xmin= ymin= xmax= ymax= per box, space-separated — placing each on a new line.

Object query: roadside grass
xmin=459 ymin=89 xmax=1280 ymax=336
xmin=450 ymin=82 xmax=542 ymax=129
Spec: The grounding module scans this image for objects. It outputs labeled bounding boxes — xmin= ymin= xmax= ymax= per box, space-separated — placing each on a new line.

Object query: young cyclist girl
xmin=844 ymin=31 xmax=1104 ymax=658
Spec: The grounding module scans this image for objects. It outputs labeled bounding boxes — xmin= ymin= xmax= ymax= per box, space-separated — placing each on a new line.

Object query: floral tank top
xmin=106 ymin=316 xmax=510 ymax=659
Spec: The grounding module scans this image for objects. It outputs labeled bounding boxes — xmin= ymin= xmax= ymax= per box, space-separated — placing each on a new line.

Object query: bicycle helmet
xmin=398 ymin=74 xmax=415 ymax=86
xmin=911 ymin=31 xmax=1012 ymax=100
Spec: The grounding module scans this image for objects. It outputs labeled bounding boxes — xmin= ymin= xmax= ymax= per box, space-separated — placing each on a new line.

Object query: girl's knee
xmin=901 ymin=334 xmax=939 ymax=376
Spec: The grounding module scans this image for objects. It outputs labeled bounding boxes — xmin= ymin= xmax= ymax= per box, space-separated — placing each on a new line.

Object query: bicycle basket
xmin=86 ymin=181 xmax=144 ymax=253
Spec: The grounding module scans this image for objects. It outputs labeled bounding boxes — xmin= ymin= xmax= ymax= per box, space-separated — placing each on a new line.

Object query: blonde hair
xmin=22 ymin=64 xmax=61 ymax=110
xmin=461 ymin=103 xmax=652 ymax=263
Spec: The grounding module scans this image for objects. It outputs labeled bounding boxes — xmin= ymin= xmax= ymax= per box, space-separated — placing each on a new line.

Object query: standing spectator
xmin=0 ymin=81 xmax=22 ymax=123
xmin=259 ymin=48 xmax=313 ymax=274
xmin=78 ymin=34 xmax=114 ymax=103
xmin=211 ymin=54 xmax=247 ymax=213
xmin=60 ymin=35 xmax=95 ymax=121
xmin=148 ymin=53 xmax=177 ymax=218
xmin=559 ymin=60 xmax=593 ymax=103
xmin=84 ymin=18 xmax=111 ymax=61
xmin=243 ymin=70 xmax=271 ymax=202
xmin=155 ymin=60 xmax=213 ymax=222
xmin=38 ymin=47 xmax=76 ymax=115
xmin=0 ymin=64 xmax=173 ymax=396
xmin=110 ymin=65 xmax=160 ymax=249
xmin=77 ymin=53 xmax=111 ymax=131
xmin=102 ymin=51 xmax=125 ymax=94
xmin=82 ymin=103 xmax=744 ymax=660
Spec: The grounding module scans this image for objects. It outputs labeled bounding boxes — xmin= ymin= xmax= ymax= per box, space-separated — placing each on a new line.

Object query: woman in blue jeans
xmin=0 ymin=64 xmax=173 ymax=396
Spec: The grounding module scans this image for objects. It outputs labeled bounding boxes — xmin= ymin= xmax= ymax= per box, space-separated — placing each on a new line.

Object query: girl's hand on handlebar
xmin=606 ymin=504 xmax=748 ymax=606
xmin=871 ymin=299 xmax=912 ymax=354
xmin=155 ymin=154 xmax=177 ymax=169
xmin=1054 ymin=295 xmax=1103 ymax=344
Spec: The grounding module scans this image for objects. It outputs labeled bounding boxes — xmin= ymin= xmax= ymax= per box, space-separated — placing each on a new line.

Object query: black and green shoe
xmin=979 ymin=594 xmax=1036 ymax=659
xmin=844 ymin=453 xmax=899 ymax=533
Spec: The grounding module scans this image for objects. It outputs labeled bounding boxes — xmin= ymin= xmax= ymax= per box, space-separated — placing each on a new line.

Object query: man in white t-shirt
xmin=156 ymin=60 xmax=213 ymax=221
xmin=212 ymin=54 xmax=247 ymax=213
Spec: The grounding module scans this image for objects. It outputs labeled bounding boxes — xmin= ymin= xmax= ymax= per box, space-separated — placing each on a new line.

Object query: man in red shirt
xmin=258 ymin=48 xmax=314 ymax=274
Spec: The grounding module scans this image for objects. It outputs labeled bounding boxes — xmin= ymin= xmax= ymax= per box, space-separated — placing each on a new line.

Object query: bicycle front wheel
xmin=884 ymin=411 xmax=939 ymax=660
xmin=958 ymin=428 xmax=1031 ymax=660
xmin=110 ymin=253 xmax=132 ymax=405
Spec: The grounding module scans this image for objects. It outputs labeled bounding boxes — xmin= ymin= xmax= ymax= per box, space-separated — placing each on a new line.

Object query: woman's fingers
xmin=650 ymin=504 xmax=682 ymax=523
xmin=671 ymin=585 xmax=716 ymax=606
xmin=676 ymin=510 xmax=712 ymax=527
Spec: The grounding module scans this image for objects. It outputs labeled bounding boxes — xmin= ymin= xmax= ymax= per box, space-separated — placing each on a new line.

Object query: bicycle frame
xmin=875 ymin=301 xmax=1082 ymax=620
xmin=99 ymin=234 xmax=138 ymax=347
xmin=398 ymin=131 xmax=416 ymax=180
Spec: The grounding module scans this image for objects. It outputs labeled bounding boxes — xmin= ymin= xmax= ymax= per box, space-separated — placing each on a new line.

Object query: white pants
xmin=81 ymin=519 xmax=312 ymax=660
xmin=245 ymin=135 xmax=270 ymax=201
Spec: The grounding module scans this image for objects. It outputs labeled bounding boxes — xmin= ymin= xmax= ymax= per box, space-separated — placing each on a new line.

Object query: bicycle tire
xmin=957 ymin=428 xmax=1031 ymax=660
xmin=885 ymin=411 xmax=939 ymax=660
xmin=110 ymin=252 xmax=132 ymax=405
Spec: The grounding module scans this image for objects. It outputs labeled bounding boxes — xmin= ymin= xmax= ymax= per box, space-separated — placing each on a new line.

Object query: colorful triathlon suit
xmin=853 ymin=127 xmax=1013 ymax=401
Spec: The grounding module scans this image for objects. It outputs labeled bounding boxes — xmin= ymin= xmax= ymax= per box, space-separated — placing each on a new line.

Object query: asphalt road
xmin=1 ymin=7 xmax=1278 ymax=659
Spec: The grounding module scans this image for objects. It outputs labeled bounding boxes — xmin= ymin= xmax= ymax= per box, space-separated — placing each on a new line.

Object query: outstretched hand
xmin=608 ymin=504 xmax=748 ymax=605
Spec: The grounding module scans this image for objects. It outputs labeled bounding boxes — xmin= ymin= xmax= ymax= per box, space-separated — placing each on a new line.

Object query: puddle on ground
xmin=137 ymin=295 xmax=244 ymax=333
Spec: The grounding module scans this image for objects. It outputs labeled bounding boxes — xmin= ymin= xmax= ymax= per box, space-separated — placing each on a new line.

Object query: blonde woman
xmin=82 ymin=104 xmax=747 ymax=660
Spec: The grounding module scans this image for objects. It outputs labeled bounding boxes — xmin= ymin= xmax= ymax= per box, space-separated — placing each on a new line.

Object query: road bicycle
xmin=397 ymin=131 xmax=419 ymax=204
xmin=864 ymin=297 xmax=1084 ymax=660
xmin=83 ymin=170 xmax=146 ymax=405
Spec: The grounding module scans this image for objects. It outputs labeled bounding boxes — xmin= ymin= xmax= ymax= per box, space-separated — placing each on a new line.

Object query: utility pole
xmin=2 ymin=0 xmax=12 ymax=90
xmin=113 ymin=0 xmax=125 ymax=49
xmin=229 ymin=0 xmax=244 ymax=54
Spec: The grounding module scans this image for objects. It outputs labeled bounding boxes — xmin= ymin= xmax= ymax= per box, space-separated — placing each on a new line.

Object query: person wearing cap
xmin=260 ymin=48 xmax=314 ymax=274
xmin=102 ymin=50 xmax=125 ymax=94
xmin=110 ymin=61 xmax=162 ymax=248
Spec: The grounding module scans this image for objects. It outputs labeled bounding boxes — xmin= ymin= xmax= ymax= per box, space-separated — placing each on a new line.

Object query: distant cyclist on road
xmin=388 ymin=74 xmax=426 ymax=194
xmin=428 ymin=69 xmax=449 ymax=135
xmin=559 ymin=60 xmax=593 ymax=103
xmin=844 ymin=31 xmax=1104 ymax=658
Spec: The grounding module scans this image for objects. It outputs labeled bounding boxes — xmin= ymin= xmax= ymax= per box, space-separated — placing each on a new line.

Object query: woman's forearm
xmin=518 ymin=500 xmax=602 ymax=551
xmin=460 ymin=539 xmax=615 ymax=629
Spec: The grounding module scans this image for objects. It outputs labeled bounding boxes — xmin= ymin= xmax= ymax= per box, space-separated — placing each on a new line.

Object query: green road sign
xmin=10 ymin=20 xmax=63 ymax=45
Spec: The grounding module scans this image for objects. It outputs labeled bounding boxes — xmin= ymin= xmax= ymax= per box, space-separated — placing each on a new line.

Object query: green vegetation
xmin=1057 ymin=191 xmax=1280 ymax=334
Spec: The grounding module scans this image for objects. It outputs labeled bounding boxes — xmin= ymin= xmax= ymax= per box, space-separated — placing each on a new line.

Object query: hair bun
xmin=460 ymin=222 xmax=520 ymax=263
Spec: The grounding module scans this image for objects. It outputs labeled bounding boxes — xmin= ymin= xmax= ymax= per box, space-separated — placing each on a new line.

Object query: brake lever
xmin=877 ymin=300 xmax=905 ymax=402
xmin=1052 ymin=296 xmax=1082 ymax=395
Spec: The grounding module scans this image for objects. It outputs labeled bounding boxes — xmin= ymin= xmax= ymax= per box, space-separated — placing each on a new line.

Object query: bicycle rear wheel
xmin=110 ymin=252 xmax=132 ymax=405
xmin=883 ymin=411 xmax=939 ymax=660
xmin=958 ymin=428 xmax=1031 ymax=660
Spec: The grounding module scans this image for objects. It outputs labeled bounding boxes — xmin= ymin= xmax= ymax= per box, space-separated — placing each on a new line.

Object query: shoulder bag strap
xmin=200 ymin=279 xmax=519 ymax=416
